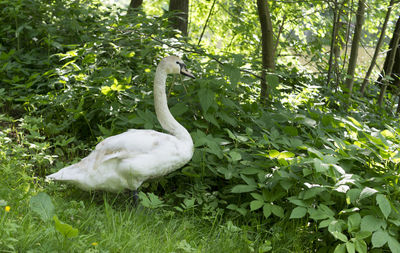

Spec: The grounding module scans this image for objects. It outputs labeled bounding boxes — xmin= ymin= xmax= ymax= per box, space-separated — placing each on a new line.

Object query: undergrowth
xmin=1 ymin=0 xmax=400 ymax=252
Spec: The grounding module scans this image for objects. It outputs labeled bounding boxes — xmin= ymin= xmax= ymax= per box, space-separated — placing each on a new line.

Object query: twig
xmin=198 ymin=0 xmax=217 ymax=46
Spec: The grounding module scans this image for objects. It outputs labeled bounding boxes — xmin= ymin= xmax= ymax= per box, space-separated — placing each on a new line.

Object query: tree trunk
xmin=128 ymin=0 xmax=143 ymax=13
xmin=377 ymin=16 xmax=400 ymax=107
xmin=256 ymin=0 xmax=275 ymax=104
xmin=344 ymin=0 xmax=366 ymax=98
xmin=169 ymin=0 xmax=189 ymax=36
xmin=360 ymin=0 xmax=395 ymax=95
xmin=327 ymin=0 xmax=339 ymax=87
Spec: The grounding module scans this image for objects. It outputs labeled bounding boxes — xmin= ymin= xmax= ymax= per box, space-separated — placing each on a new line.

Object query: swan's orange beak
xmin=180 ymin=67 xmax=195 ymax=79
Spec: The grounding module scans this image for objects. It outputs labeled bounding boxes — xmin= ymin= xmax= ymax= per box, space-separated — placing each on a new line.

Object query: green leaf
xmin=355 ymin=231 xmax=371 ymax=240
xmin=388 ymin=236 xmax=400 ymax=253
xmin=283 ymin=126 xmax=298 ymax=136
xmin=371 ymin=230 xmax=388 ymax=248
xmin=263 ymin=204 xmax=272 ymax=219
xmin=29 ymin=193 xmax=55 ymax=222
xmin=270 ymin=204 xmax=284 ymax=218
xmin=376 ymin=194 xmax=391 ymax=219
xmin=347 ymin=213 xmax=361 ymax=232
xmin=346 ymin=241 xmax=355 ymax=253
xmin=347 ymin=116 xmax=362 ymax=128
xmin=381 ymin=129 xmax=395 ymax=139
xmin=354 ymin=239 xmax=367 ymax=253
xmin=250 ymin=200 xmax=264 ymax=211
xmin=360 ymin=215 xmax=385 ymax=232
xmin=333 ymin=243 xmax=346 ymax=253
xmin=227 ymin=204 xmax=247 ymax=216
xmin=331 ymin=231 xmax=348 ymax=242
xmin=289 ymin=207 xmax=307 ymax=219
xmin=268 ymin=150 xmax=280 ymax=158
xmin=198 ymin=88 xmax=214 ymax=112
xmin=359 ymin=187 xmax=378 ymax=201
xmin=314 ymin=158 xmax=329 ymax=172
xmin=231 ymin=185 xmax=257 ymax=193
xmin=278 ymin=151 xmax=295 ymax=159
xmin=229 ymin=150 xmax=242 ymax=162
xmin=346 ymin=189 xmax=361 ymax=204
xmin=53 ymin=215 xmax=78 ymax=238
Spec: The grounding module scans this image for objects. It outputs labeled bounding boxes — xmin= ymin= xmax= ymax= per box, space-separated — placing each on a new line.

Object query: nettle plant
xmin=212 ymin=105 xmax=400 ymax=251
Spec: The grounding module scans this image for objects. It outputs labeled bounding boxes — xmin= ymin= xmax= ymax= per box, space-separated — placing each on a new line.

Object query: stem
xmin=198 ymin=0 xmax=217 ymax=46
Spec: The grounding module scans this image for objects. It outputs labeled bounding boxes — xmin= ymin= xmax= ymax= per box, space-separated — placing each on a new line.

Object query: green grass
xmin=0 ymin=115 xmax=313 ymax=253
xmin=0 ymin=118 xmax=253 ymax=253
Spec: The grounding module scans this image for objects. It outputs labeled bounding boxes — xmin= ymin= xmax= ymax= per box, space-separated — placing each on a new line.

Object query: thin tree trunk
xmin=345 ymin=0 xmax=365 ymax=98
xmin=360 ymin=0 xmax=395 ymax=95
xmin=256 ymin=0 xmax=275 ymax=104
xmin=128 ymin=0 xmax=143 ymax=13
xmin=169 ymin=0 xmax=189 ymax=36
xmin=378 ymin=17 xmax=400 ymax=107
xmin=327 ymin=0 xmax=339 ymax=87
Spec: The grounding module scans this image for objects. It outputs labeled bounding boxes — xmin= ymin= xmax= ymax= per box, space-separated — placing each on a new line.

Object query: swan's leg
xmin=132 ymin=190 xmax=139 ymax=206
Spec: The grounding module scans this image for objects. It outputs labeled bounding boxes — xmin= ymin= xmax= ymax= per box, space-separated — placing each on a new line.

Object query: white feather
xmin=47 ymin=56 xmax=194 ymax=192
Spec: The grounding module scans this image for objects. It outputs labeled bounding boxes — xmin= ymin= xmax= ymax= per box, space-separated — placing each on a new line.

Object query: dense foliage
xmin=1 ymin=0 xmax=400 ymax=252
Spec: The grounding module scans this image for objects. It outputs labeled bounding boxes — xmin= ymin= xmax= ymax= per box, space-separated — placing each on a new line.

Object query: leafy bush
xmin=2 ymin=0 xmax=400 ymax=252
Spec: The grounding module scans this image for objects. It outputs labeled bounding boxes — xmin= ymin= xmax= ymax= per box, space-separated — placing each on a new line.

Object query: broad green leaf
xmin=354 ymin=239 xmax=367 ymax=253
xmin=309 ymin=208 xmax=330 ymax=221
xmin=250 ymin=193 xmax=264 ymax=201
xmin=263 ymin=204 xmax=272 ymax=219
xmin=376 ymin=194 xmax=391 ymax=219
xmin=328 ymin=219 xmax=345 ymax=234
xmin=331 ymin=231 xmax=348 ymax=242
xmin=289 ymin=207 xmax=307 ymax=219
xmin=371 ymin=230 xmax=388 ymax=248
xmin=283 ymin=126 xmax=298 ymax=136
xmin=347 ymin=116 xmax=362 ymax=128
xmin=268 ymin=150 xmax=280 ymax=158
xmin=346 ymin=188 xmax=361 ymax=204
xmin=381 ymin=129 xmax=395 ymax=139
xmin=346 ymin=242 xmax=355 ymax=253
xmin=29 ymin=193 xmax=55 ymax=222
xmin=229 ymin=150 xmax=242 ymax=162
xmin=361 ymin=215 xmax=385 ymax=232
xmin=170 ymin=103 xmax=188 ymax=116
xmin=355 ymin=231 xmax=371 ymax=240
xmin=259 ymin=240 xmax=272 ymax=253
xmin=314 ymin=159 xmax=328 ymax=172
xmin=53 ymin=215 xmax=78 ymax=238
xmin=333 ymin=243 xmax=346 ymax=253
xmin=359 ymin=187 xmax=378 ymax=201
xmin=278 ymin=151 xmax=295 ymax=159
xmin=231 ymin=185 xmax=257 ymax=193
xmin=198 ymin=88 xmax=214 ymax=112
xmin=250 ymin=200 xmax=264 ymax=211
xmin=319 ymin=218 xmax=335 ymax=228
xmin=347 ymin=213 xmax=361 ymax=232
xmin=388 ymin=236 xmax=400 ymax=253
xmin=227 ymin=204 xmax=247 ymax=216
xmin=270 ymin=204 xmax=284 ymax=218
xmin=287 ymin=197 xmax=308 ymax=207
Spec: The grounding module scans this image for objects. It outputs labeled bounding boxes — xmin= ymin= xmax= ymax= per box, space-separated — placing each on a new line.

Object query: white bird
xmin=47 ymin=56 xmax=195 ymax=192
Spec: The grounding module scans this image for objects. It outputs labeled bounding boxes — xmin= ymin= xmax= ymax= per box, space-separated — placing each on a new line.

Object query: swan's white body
xmin=47 ymin=56 xmax=194 ymax=192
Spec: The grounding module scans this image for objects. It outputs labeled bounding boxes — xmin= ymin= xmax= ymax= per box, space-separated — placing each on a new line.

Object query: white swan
xmin=47 ymin=56 xmax=195 ymax=192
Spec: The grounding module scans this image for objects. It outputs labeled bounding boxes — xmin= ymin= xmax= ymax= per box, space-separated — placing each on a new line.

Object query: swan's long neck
xmin=154 ymin=66 xmax=192 ymax=143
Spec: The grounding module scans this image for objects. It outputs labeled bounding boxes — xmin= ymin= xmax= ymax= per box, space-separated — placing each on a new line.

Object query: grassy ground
xmin=0 ymin=116 xmax=274 ymax=253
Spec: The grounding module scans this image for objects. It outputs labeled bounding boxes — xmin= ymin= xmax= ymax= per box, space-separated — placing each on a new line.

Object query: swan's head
xmin=160 ymin=56 xmax=195 ymax=79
